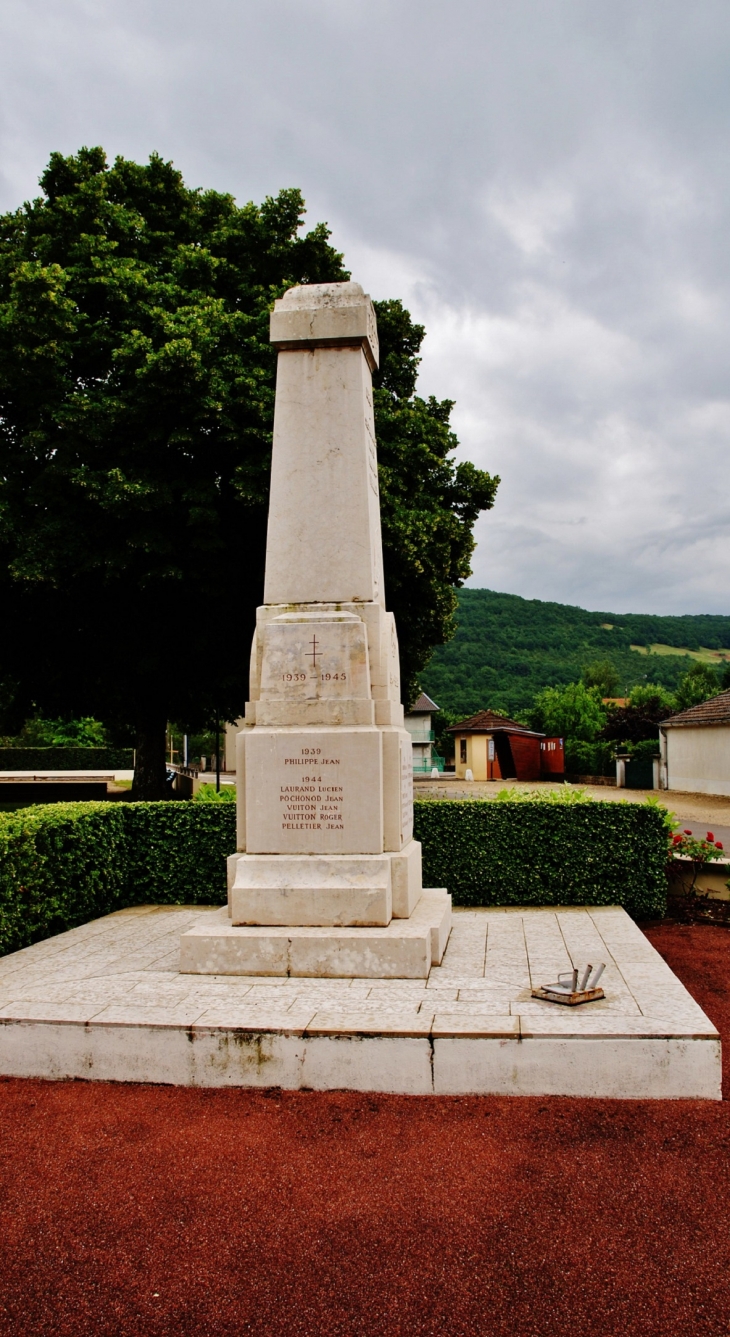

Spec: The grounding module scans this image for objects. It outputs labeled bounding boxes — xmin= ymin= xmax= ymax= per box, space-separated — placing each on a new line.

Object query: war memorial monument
xmin=180 ymin=280 xmax=451 ymax=980
xmin=0 ymin=282 xmax=720 ymax=1098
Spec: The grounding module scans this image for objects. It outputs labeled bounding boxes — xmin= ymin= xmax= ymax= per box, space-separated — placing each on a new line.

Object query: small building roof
xmin=408 ymin=693 xmax=440 ymax=714
xmin=661 ymin=688 xmax=730 ymax=729
xmin=446 ymin=710 xmax=544 ymax=738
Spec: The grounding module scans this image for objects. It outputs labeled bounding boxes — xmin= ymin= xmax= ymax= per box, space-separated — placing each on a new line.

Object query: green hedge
xmin=0 ymin=803 xmax=235 ymax=956
xmin=0 ymin=796 xmax=667 ymax=959
xmin=414 ymin=799 xmax=668 ymax=918
xmin=0 ymin=747 xmax=134 ymax=770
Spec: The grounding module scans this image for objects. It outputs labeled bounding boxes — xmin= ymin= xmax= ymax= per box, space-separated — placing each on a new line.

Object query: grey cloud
xmin=1 ymin=0 xmax=729 ymax=612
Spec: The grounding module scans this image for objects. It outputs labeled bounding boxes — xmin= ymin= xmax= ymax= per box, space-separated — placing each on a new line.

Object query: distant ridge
xmin=420 ymin=589 xmax=730 ymax=718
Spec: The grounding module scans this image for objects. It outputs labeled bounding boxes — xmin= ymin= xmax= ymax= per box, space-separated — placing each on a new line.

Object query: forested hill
xmin=419 ymin=589 xmax=730 ymax=718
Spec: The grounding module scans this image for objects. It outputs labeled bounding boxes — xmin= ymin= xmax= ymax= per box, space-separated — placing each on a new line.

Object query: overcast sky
xmin=2 ymin=0 xmax=729 ymax=614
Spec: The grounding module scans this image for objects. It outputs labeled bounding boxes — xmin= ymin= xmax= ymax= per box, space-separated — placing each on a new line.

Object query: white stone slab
xmin=230 ymin=853 xmax=393 ymax=927
xmin=0 ymin=905 xmax=720 ymax=1098
xmin=259 ymin=612 xmax=371 ymax=704
xmin=431 ymin=1037 xmax=721 ymax=1099
xmin=248 ymin=602 xmax=401 ymax=708
xmin=390 ymin=839 xmax=422 ymax=918
xmin=244 ymin=728 xmax=383 ymax=855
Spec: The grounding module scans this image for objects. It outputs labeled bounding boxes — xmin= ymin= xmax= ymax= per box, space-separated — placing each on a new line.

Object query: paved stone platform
xmin=0 ymin=905 xmax=720 ymax=1097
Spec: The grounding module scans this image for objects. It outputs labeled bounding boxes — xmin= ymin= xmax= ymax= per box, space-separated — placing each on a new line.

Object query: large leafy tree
xmin=600 ymin=683 xmax=675 ymax=745
xmin=0 ymin=149 xmax=497 ymax=796
xmin=673 ymin=663 xmax=720 ymax=712
xmin=529 ymin=681 xmax=607 ymax=741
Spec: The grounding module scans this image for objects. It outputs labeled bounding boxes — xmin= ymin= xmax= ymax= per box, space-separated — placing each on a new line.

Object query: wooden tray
xmin=531 ymin=986 xmax=605 ymax=1007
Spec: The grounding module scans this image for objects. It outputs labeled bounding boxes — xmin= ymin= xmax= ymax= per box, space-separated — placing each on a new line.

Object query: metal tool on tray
xmin=531 ymin=962 xmax=606 ymax=1006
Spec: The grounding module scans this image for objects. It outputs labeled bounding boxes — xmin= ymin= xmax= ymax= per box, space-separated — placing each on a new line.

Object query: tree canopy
xmin=529 ymin=681 xmax=606 ymax=741
xmin=673 ymin=663 xmax=722 ymax=712
xmin=600 ymin=683 xmax=675 ymax=746
xmin=581 ymin=660 xmax=620 ymax=698
xmin=0 ymin=148 xmax=497 ymax=795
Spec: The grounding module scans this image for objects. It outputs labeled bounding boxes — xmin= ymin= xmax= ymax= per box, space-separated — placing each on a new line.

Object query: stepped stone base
xmin=0 ymin=906 xmax=719 ymax=1097
xmin=226 ymin=839 xmax=423 ymax=926
xmin=180 ymin=889 xmax=451 ymax=979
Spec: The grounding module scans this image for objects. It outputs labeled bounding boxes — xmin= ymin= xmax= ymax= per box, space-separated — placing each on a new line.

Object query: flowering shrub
xmin=670 ymin=830 xmax=724 ymax=857
xmin=667 ymin=827 xmax=727 ymax=910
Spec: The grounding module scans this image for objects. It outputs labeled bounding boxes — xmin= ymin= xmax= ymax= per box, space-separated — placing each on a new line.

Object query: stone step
xmin=180 ymin=888 xmax=451 ymax=979
xmin=227 ymin=840 xmax=423 ymax=926
xmin=231 ymin=854 xmax=391 ymax=926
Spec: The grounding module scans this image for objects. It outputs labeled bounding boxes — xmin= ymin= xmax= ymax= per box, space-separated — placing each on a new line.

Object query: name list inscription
xmin=280 ymin=747 xmax=344 ymax=832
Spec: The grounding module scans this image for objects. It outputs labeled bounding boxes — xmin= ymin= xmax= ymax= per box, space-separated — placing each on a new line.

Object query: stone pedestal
xmin=180 ymin=282 xmax=451 ymax=978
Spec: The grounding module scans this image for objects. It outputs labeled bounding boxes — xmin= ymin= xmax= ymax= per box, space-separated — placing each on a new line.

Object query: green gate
xmin=624 ymin=756 xmax=656 ymax=789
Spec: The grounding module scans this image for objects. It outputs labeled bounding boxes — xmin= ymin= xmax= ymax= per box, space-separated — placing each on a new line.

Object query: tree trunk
xmin=131 ymin=717 xmax=169 ymax=801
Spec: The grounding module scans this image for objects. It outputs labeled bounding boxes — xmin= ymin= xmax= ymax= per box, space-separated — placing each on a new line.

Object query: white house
xmin=404 ymin=693 xmax=440 ymax=773
xmin=659 ymin=689 xmax=730 ymax=797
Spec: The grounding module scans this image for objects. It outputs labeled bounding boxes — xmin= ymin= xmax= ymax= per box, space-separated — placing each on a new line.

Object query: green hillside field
xmin=419 ymin=589 xmax=730 ymax=718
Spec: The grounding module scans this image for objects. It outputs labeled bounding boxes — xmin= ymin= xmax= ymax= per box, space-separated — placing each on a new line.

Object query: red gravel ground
xmin=1 ymin=924 xmax=729 ymax=1337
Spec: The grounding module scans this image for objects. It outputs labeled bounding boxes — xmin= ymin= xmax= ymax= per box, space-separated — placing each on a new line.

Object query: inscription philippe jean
xmin=280 ymin=748 xmax=344 ymax=831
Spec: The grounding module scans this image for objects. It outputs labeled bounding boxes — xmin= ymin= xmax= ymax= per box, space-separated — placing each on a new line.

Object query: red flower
xmin=716 ymin=842 xmax=724 ymax=850
xmin=707 ymin=832 xmax=715 ymax=842
xmin=684 ymin=829 xmax=693 ymax=835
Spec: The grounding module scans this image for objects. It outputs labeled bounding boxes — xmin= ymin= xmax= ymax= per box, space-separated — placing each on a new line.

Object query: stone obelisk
xmin=180 ymin=282 xmax=451 ymax=978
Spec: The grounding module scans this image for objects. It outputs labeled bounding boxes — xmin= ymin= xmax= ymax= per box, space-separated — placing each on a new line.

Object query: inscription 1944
xmin=280 ymin=747 xmax=344 ymax=831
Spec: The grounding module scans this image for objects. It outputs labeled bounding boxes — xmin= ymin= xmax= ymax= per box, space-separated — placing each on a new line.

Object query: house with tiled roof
xmin=659 ymin=689 xmax=730 ymax=796
xmin=447 ymin=711 xmax=547 ymax=782
xmin=404 ymin=692 xmax=440 ymax=773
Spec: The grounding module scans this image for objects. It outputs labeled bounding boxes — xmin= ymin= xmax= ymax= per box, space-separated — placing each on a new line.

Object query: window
xmin=460 ymin=739 xmax=467 ymax=763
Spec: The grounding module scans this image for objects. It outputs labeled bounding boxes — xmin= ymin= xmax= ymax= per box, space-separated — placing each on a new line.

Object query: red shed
xmin=540 ymin=737 xmax=565 ymax=776
xmin=447 ymin=712 xmax=544 ymax=782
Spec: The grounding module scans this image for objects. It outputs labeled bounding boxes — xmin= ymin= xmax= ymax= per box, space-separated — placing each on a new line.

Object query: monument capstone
xmin=180 ymin=281 xmax=451 ymax=978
